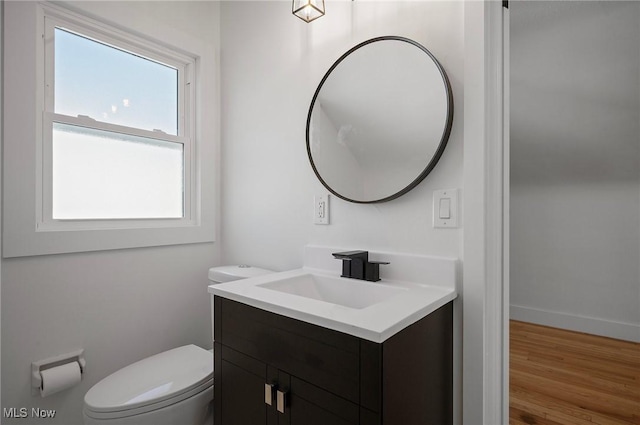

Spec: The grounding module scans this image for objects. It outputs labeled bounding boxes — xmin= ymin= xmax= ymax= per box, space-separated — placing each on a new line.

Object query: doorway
xmin=509 ymin=1 xmax=640 ymax=423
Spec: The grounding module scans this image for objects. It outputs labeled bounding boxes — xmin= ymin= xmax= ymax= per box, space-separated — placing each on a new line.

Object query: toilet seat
xmin=84 ymin=345 xmax=213 ymax=420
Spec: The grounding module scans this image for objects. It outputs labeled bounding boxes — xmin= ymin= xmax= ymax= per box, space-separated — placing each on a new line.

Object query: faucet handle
xmin=365 ymin=261 xmax=389 ymax=282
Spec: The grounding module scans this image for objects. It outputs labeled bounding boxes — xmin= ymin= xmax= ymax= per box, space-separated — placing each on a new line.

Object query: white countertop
xmin=209 ymin=247 xmax=458 ymax=343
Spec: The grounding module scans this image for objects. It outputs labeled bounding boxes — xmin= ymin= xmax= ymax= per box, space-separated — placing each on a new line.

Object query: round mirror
xmin=306 ymin=36 xmax=453 ymax=203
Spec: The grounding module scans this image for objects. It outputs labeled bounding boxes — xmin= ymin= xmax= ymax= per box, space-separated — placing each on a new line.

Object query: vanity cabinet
xmin=214 ymin=296 xmax=453 ymax=425
xmin=217 ymin=346 xmax=359 ymax=425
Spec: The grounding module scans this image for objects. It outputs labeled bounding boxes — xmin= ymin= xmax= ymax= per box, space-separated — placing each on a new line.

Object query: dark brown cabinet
xmin=216 ymin=345 xmax=358 ymax=425
xmin=214 ymin=296 xmax=453 ymax=425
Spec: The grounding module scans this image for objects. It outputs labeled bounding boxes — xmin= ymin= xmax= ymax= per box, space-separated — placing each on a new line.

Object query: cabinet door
xmin=217 ymin=349 xmax=358 ymax=425
xmin=216 ymin=344 xmax=274 ymax=425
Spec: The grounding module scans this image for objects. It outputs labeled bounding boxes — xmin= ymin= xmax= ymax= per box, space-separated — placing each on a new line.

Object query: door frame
xmin=462 ymin=1 xmax=509 ymax=423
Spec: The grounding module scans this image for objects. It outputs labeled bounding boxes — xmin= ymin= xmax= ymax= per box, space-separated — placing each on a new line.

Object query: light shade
xmin=293 ymin=0 xmax=325 ymax=23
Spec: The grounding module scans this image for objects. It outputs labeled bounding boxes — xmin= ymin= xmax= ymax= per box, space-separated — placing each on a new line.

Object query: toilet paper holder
xmin=31 ymin=349 xmax=86 ymax=396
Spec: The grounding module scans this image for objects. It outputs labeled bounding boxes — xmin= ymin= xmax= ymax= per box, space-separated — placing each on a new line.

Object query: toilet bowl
xmin=83 ymin=265 xmax=273 ymax=425
xmin=83 ymin=345 xmax=213 ymax=425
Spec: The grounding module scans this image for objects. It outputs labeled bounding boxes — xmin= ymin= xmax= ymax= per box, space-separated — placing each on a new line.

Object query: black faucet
xmin=331 ymin=250 xmax=389 ymax=282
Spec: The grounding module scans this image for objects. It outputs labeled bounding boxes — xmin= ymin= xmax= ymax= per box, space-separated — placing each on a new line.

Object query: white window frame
xmin=2 ymin=1 xmax=215 ymax=257
xmin=39 ymin=4 xmax=195 ymax=230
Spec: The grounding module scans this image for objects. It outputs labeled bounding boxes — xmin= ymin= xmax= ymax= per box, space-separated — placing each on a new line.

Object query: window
xmin=42 ymin=12 xmax=194 ymax=227
xmin=40 ymin=9 xmax=193 ymax=225
xmin=1 ymin=2 xmax=215 ymax=257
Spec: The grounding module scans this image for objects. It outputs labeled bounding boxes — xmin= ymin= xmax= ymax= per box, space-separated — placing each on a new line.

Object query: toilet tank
xmin=208 ymin=265 xmax=273 ymax=343
xmin=208 ymin=265 xmax=273 ymax=283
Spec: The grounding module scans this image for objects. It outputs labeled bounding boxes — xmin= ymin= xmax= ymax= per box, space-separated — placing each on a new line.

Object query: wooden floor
xmin=509 ymin=320 xmax=640 ymax=425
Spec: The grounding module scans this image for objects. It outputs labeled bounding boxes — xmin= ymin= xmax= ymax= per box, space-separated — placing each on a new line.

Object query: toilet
xmin=83 ymin=265 xmax=273 ymax=425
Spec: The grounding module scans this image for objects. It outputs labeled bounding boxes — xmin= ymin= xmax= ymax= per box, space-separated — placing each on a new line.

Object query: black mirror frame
xmin=306 ymin=36 xmax=454 ymax=204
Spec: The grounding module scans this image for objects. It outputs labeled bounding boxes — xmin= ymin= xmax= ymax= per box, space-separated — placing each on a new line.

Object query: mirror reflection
xmin=307 ymin=37 xmax=453 ymax=203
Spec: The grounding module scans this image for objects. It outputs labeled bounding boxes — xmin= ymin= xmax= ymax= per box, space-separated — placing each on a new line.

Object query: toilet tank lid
xmin=208 ymin=265 xmax=273 ymax=282
xmin=84 ymin=345 xmax=212 ymax=414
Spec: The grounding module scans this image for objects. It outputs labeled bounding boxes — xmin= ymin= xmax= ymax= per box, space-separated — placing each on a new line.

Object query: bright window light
xmin=52 ymin=123 xmax=184 ymax=219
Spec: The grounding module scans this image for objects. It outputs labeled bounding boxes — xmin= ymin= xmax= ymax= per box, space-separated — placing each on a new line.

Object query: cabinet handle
xmin=264 ymin=383 xmax=275 ymax=406
xmin=276 ymin=389 xmax=287 ymax=414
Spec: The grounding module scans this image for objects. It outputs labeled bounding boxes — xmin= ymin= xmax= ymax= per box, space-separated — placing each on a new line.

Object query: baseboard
xmin=510 ymin=304 xmax=640 ymax=343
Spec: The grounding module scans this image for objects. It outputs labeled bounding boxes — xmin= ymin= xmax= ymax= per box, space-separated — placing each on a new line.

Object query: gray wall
xmin=1 ymin=0 xmax=4 ymax=415
xmin=1 ymin=2 xmax=221 ymax=424
xmin=510 ymin=1 xmax=640 ymax=341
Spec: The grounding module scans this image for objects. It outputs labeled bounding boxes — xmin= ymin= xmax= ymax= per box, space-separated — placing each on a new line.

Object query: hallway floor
xmin=509 ymin=320 xmax=640 ymax=425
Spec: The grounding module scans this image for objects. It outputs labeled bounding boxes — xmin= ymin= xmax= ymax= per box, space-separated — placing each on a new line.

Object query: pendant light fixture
xmin=292 ymin=0 xmax=325 ymax=23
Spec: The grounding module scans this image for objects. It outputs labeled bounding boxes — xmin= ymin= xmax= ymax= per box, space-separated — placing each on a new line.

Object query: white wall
xmin=1 ymin=2 xmax=221 ymax=424
xmin=220 ymin=1 xmax=464 ymax=422
xmin=510 ymin=1 xmax=640 ymax=341
xmin=0 ymin=1 xmax=488 ymax=423
xmin=220 ymin=1 xmax=464 ymax=271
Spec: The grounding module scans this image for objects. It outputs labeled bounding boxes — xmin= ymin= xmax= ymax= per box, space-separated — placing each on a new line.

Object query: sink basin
xmin=258 ymin=273 xmax=406 ymax=309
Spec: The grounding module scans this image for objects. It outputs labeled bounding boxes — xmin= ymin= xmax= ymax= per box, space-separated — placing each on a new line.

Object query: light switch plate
xmin=433 ymin=189 xmax=458 ymax=228
xmin=314 ymin=194 xmax=329 ymax=225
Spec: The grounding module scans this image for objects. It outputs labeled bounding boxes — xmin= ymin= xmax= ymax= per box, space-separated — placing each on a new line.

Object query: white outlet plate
xmin=314 ymin=194 xmax=329 ymax=225
xmin=433 ymin=189 xmax=458 ymax=228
